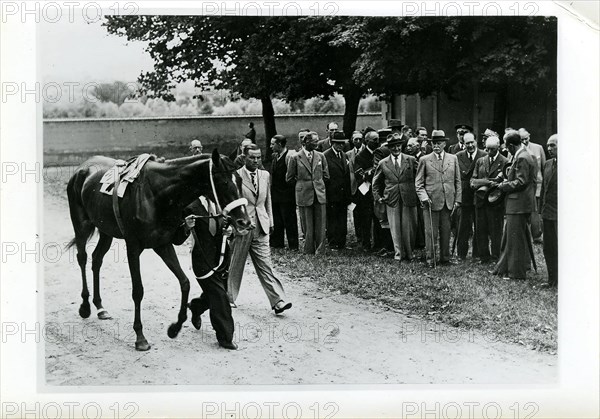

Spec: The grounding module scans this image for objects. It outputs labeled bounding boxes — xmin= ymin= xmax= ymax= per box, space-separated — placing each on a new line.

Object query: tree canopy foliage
xmin=103 ymin=16 xmax=556 ymax=142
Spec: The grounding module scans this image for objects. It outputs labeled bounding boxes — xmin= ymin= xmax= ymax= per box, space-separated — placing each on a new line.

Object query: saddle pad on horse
xmin=99 ymin=154 xmax=154 ymax=198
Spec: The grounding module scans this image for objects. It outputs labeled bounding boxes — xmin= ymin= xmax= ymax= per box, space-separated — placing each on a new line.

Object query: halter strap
xmin=191 ymin=228 xmax=229 ymax=280
xmin=222 ymin=198 xmax=248 ymax=216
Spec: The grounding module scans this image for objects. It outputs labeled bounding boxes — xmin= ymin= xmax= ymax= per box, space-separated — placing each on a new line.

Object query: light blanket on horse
xmin=99 ymin=153 xmax=154 ymax=198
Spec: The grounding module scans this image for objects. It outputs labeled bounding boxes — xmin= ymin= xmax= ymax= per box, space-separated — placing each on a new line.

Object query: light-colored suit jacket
xmin=415 ymin=152 xmax=462 ymax=211
xmin=237 ymin=167 xmax=273 ymax=235
xmin=373 ymin=153 xmax=418 ymax=207
xmin=526 ymin=142 xmax=546 ymax=197
xmin=286 ymin=149 xmax=329 ymax=206
xmin=499 ymin=147 xmax=536 ymax=215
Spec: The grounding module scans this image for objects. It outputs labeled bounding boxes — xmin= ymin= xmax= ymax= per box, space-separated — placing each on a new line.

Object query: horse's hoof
xmin=135 ymin=340 xmax=151 ymax=351
xmin=97 ymin=310 xmax=112 ymax=320
xmin=191 ymin=315 xmax=201 ymax=330
xmin=79 ymin=304 xmax=91 ymax=319
xmin=167 ymin=323 xmax=181 ymax=339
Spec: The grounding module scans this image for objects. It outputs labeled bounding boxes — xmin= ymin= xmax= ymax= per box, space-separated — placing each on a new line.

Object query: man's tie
xmin=250 ymin=171 xmax=257 ymax=190
xmin=394 ymin=155 xmax=399 ymax=169
xmin=308 ymin=152 xmax=313 ymax=163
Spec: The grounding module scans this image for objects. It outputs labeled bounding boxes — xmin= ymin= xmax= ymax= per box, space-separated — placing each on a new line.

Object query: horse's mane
xmin=161 ymin=153 xmax=236 ymax=172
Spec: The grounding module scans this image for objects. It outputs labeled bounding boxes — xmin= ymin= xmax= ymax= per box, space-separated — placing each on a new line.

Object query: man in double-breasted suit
xmin=286 ymin=131 xmax=330 ymax=254
xmin=456 ymin=132 xmax=488 ymax=260
xmin=540 ymin=134 xmax=558 ymax=287
xmin=470 ymin=136 xmax=508 ymax=262
xmin=493 ymin=131 xmax=537 ymax=280
xmin=415 ymin=130 xmax=462 ymax=266
xmin=324 ymin=132 xmax=352 ymax=249
xmin=228 ymin=145 xmax=292 ymax=314
xmin=354 ymin=131 xmax=381 ymax=251
xmin=373 ymin=135 xmax=419 ymax=260
xmin=269 ymin=135 xmax=298 ymax=250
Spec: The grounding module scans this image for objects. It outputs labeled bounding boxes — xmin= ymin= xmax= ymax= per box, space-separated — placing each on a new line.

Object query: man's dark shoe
xmin=218 ymin=340 xmax=238 ymax=350
xmin=273 ymin=301 xmax=292 ymax=314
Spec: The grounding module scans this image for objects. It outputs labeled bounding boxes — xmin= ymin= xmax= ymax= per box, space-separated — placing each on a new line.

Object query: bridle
xmin=185 ymin=158 xmax=249 ymax=280
xmin=208 ymin=158 xmax=248 ymax=221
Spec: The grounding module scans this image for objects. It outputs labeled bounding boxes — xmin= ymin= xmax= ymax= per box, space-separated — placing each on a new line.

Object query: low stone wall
xmin=43 ymin=113 xmax=383 ymax=165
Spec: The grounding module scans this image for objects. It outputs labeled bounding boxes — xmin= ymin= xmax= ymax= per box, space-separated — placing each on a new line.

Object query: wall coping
xmin=43 ymin=113 xmax=382 ymax=123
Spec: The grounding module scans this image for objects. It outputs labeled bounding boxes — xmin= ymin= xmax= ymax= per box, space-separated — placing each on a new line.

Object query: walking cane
xmin=525 ymin=222 xmax=538 ymax=272
xmin=428 ymin=202 xmax=436 ymax=269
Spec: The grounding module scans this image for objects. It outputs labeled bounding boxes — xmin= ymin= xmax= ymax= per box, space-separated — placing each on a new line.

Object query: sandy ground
xmin=44 ymin=185 xmax=557 ymax=386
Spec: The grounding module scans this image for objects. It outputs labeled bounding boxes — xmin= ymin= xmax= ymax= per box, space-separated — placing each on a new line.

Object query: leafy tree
xmin=90 ymin=81 xmax=137 ymax=106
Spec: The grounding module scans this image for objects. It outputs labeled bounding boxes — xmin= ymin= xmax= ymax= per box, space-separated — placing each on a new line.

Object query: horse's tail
xmin=66 ymin=170 xmax=96 ymax=249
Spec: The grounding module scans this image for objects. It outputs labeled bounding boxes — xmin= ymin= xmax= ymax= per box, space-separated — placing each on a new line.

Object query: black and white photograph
xmin=1 ymin=1 xmax=599 ymax=418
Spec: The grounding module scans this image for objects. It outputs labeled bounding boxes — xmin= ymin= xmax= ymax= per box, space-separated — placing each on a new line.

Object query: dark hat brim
xmin=455 ymin=124 xmax=474 ymax=132
xmin=431 ymin=136 xmax=449 ymax=142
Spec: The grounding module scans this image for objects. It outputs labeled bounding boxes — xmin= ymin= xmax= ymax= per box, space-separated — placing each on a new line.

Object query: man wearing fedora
xmin=456 ymin=132 xmax=488 ymax=260
xmin=470 ymin=136 xmax=508 ymax=263
xmin=373 ymin=133 xmax=419 ymax=261
xmin=324 ymin=132 xmax=352 ymax=250
xmin=415 ymin=130 xmax=462 ymax=266
xmin=448 ymin=124 xmax=473 ymax=154
xmin=540 ymin=134 xmax=558 ymax=287
xmin=492 ymin=130 xmax=537 ymax=280
xmin=286 ymin=131 xmax=330 ymax=254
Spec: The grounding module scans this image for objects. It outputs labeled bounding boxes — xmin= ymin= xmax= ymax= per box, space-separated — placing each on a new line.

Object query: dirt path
xmin=44 ymin=190 xmax=556 ymax=385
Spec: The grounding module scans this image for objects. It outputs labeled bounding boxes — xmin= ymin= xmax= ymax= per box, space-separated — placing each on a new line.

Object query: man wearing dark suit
xmin=470 ymin=136 xmax=508 ymax=262
xmin=415 ymin=130 xmax=462 ymax=266
xmin=493 ymin=131 xmax=537 ymax=280
xmin=455 ymin=132 xmax=488 ymax=260
xmin=316 ymin=121 xmax=339 ymax=152
xmin=347 ymin=131 xmax=364 ymax=239
xmin=269 ymin=135 xmax=299 ymax=250
xmin=353 ymin=131 xmax=380 ymax=251
xmin=228 ymin=145 xmax=292 ymax=314
xmin=174 ymin=198 xmax=237 ymax=349
xmin=323 ymin=132 xmax=352 ymax=249
xmin=286 ymin=131 xmax=330 ymax=254
xmin=373 ymin=135 xmax=419 ymax=261
xmin=372 ymin=129 xmax=394 ymax=253
xmin=448 ymin=124 xmax=473 ymax=154
xmin=540 ymin=134 xmax=558 ymax=287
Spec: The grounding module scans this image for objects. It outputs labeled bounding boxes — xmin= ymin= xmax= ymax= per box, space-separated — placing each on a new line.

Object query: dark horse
xmin=66 ymin=150 xmax=251 ymax=351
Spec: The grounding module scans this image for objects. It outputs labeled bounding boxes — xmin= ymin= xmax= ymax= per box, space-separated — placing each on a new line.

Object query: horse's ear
xmin=211 ymin=148 xmax=221 ymax=167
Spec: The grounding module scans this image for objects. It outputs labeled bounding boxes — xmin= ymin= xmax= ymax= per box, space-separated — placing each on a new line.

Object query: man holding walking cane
xmin=415 ymin=130 xmax=462 ymax=267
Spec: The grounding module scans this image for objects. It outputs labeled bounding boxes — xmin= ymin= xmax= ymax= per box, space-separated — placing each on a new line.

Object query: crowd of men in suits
xmin=181 ymin=123 xmax=557 ymax=349
xmin=235 ymin=120 xmax=558 ymax=288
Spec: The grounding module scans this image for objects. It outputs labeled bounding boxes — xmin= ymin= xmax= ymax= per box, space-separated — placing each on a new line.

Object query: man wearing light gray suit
xmin=415 ymin=130 xmax=462 ymax=266
xmin=286 ymin=131 xmax=330 ymax=254
xmin=228 ymin=145 xmax=292 ymax=314
xmin=373 ymin=134 xmax=419 ymax=261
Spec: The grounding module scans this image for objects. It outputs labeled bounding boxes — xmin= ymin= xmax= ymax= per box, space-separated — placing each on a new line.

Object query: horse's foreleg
xmin=76 ymin=244 xmax=91 ymax=319
xmin=153 ymin=244 xmax=190 ymax=339
xmin=91 ymin=232 xmax=113 ymax=320
xmin=126 ymin=245 xmax=150 ymax=351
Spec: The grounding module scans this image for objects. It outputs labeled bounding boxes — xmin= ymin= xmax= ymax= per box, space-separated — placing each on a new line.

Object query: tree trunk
xmin=342 ymin=86 xmax=363 ymax=139
xmin=261 ymin=95 xmax=277 ymax=164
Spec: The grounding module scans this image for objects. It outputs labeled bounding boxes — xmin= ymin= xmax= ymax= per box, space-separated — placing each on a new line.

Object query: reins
xmin=185 ymin=159 xmax=248 ymax=280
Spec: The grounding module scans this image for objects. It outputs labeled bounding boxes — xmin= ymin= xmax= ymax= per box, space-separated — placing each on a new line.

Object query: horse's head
xmin=208 ymin=149 xmax=253 ymax=234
